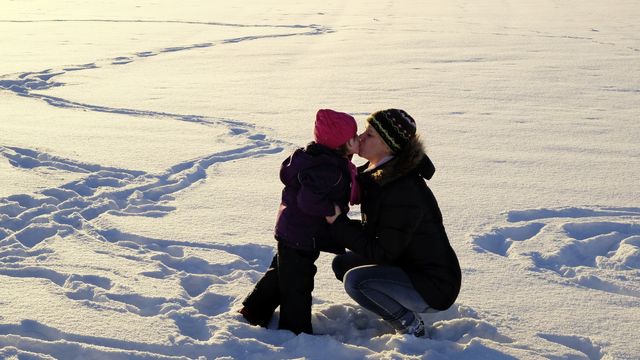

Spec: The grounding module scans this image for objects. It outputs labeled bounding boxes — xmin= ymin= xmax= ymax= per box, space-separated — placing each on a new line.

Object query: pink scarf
xmin=348 ymin=161 xmax=361 ymax=205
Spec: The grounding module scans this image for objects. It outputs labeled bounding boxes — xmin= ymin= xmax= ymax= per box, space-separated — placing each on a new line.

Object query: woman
xmin=326 ymin=109 xmax=461 ymax=337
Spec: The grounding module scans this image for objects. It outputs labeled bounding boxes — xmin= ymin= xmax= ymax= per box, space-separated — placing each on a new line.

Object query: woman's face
xmin=358 ymin=125 xmax=392 ymax=162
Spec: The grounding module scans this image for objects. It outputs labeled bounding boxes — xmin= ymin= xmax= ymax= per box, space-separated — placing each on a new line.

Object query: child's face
xmin=344 ymin=135 xmax=360 ymax=156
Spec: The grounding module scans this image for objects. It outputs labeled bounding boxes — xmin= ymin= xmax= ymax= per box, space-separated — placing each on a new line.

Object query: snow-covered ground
xmin=1 ymin=1 xmax=638 ymax=359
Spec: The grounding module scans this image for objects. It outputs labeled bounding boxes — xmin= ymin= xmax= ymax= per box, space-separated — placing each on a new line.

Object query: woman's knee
xmin=342 ymin=266 xmax=371 ymax=296
xmin=342 ymin=268 xmax=359 ymax=298
xmin=332 ymin=254 xmax=348 ymax=281
xmin=343 ymin=265 xmax=406 ymax=300
xmin=332 ymin=252 xmax=371 ymax=282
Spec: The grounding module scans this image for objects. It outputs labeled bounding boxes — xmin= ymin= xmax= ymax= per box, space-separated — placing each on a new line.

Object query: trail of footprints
xmin=0 ymin=27 xmax=289 ymax=341
xmin=472 ymin=206 xmax=640 ymax=359
xmin=0 ymin=142 xmax=280 ymax=342
xmin=0 ymin=18 xmax=583 ymax=358
xmin=0 ymin=18 xmax=322 ymax=351
xmin=0 ymin=20 xmax=328 ymax=128
xmin=472 ymin=206 xmax=640 ymax=298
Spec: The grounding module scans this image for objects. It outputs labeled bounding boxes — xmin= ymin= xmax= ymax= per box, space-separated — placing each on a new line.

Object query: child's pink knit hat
xmin=314 ymin=109 xmax=357 ymax=149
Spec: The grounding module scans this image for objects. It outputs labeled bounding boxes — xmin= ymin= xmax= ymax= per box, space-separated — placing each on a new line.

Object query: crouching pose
xmin=327 ymin=109 xmax=461 ymax=337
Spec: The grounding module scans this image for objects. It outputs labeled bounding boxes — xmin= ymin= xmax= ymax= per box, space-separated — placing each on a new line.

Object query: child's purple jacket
xmin=274 ymin=142 xmax=351 ymax=253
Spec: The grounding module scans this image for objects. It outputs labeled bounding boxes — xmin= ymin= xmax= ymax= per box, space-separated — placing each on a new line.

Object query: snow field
xmin=1 ymin=0 xmax=639 ymax=359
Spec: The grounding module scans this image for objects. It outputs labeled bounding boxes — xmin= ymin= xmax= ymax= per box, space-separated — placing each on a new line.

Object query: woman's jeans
xmin=333 ymin=252 xmax=431 ymax=331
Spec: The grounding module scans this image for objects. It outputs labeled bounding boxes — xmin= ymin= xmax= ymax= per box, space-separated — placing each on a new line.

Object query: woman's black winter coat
xmin=329 ymin=139 xmax=461 ymax=310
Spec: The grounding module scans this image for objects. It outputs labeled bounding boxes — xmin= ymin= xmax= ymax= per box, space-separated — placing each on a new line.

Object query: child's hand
xmin=325 ymin=204 xmax=342 ymax=224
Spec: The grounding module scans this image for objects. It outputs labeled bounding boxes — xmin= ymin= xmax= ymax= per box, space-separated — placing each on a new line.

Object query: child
xmin=240 ymin=109 xmax=359 ymax=335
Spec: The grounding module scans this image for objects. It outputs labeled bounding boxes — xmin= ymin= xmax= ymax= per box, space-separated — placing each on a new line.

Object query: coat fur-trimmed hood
xmin=365 ymin=136 xmax=435 ymax=186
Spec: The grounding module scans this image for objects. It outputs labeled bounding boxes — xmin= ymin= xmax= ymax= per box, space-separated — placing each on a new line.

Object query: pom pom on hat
xmin=314 ymin=109 xmax=357 ymax=149
xmin=366 ymin=109 xmax=416 ymax=153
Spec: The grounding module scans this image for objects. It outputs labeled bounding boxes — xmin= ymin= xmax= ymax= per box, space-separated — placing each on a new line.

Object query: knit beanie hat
xmin=314 ymin=109 xmax=357 ymax=149
xmin=366 ymin=109 xmax=417 ymax=153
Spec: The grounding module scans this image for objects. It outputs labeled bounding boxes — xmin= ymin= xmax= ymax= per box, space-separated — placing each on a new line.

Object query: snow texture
xmin=1 ymin=1 xmax=639 ymax=359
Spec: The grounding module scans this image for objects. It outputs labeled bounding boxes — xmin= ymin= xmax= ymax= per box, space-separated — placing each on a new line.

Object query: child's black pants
xmin=242 ymin=242 xmax=319 ymax=334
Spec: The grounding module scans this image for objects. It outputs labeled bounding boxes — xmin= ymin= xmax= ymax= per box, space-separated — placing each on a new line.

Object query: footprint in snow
xmin=167 ymin=311 xmax=211 ymax=341
xmin=312 ymin=303 xmax=510 ymax=345
xmin=180 ymin=274 xmax=215 ymax=297
xmin=471 ymin=206 xmax=640 ymax=298
xmin=135 ymin=51 xmax=157 ymax=57
xmin=539 ymin=333 xmax=604 ymax=360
